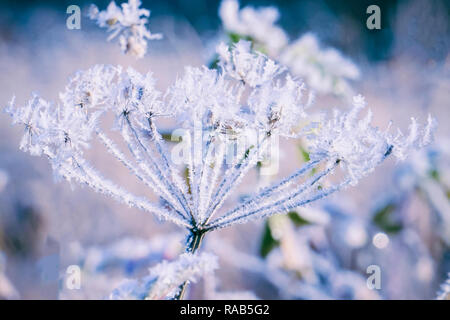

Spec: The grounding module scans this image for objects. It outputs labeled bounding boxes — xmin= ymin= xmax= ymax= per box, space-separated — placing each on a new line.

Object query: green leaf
xmin=159 ymin=129 xmax=179 ymax=142
xmin=238 ymin=145 xmax=254 ymax=166
xmin=228 ymin=32 xmax=253 ymax=44
xmin=288 ymin=211 xmax=310 ymax=227
xmin=298 ymin=145 xmax=310 ymax=162
xmin=372 ymin=202 xmax=402 ymax=234
xmin=298 ymin=145 xmax=317 ymax=175
xmin=183 ymin=167 xmax=191 ymax=194
xmin=429 ymin=168 xmax=440 ymax=181
xmin=208 ymin=54 xmax=219 ymax=70
xmin=259 ymin=221 xmax=280 ymax=258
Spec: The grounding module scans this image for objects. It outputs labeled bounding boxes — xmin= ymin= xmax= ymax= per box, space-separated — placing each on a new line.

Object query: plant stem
xmin=174 ymin=229 xmax=206 ymax=300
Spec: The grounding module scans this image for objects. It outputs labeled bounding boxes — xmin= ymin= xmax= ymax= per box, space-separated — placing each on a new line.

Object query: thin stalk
xmin=174 ymin=229 xmax=206 ymax=300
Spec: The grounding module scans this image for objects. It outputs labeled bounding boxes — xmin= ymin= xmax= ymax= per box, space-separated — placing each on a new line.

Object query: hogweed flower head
xmin=5 ymin=41 xmax=436 ymax=232
xmin=89 ymin=0 xmax=162 ymax=58
xmin=5 ymin=42 xmax=436 ymax=298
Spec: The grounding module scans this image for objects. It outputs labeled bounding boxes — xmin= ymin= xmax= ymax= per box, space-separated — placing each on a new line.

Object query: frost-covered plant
xmin=5 ymin=40 xmax=435 ymax=299
xmin=219 ymin=0 xmax=359 ymax=98
xmin=109 ymin=252 xmax=217 ymax=299
xmin=89 ymin=0 xmax=162 ymax=58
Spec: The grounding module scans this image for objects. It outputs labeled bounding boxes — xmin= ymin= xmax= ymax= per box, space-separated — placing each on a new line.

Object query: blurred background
xmin=0 ymin=0 xmax=449 ymax=299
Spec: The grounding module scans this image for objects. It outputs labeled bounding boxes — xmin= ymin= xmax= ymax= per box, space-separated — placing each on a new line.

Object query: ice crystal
xmin=89 ymin=0 xmax=162 ymax=58
xmin=306 ymin=95 xmax=437 ymax=185
xmin=216 ymin=40 xmax=286 ymax=88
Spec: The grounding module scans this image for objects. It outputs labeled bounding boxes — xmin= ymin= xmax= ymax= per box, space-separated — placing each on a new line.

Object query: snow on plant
xmin=89 ymin=0 xmax=162 ymax=58
xmin=108 ymin=252 xmax=217 ymax=299
xmin=5 ymin=39 xmax=435 ymax=299
xmin=219 ymin=0 xmax=360 ymax=98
